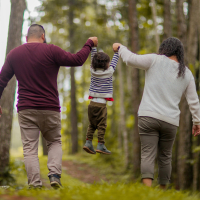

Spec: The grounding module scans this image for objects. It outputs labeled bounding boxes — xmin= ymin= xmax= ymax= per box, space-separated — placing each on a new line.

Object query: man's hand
xmin=0 ymin=106 xmax=2 ymax=118
xmin=89 ymin=37 xmax=98 ymax=47
xmin=192 ymin=125 xmax=200 ymax=136
xmin=113 ymin=43 xmax=121 ymax=52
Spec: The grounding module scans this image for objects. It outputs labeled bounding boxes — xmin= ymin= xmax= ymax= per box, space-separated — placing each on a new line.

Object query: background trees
xmin=1 ymin=0 xmax=200 ymax=190
xmin=0 ymin=0 xmax=26 ymax=185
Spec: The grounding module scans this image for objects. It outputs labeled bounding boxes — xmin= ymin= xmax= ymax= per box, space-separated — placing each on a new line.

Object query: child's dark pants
xmin=86 ymin=101 xmax=107 ymax=143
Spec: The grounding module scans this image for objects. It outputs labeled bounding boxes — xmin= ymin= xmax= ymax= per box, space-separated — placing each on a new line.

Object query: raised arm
xmin=52 ymin=37 xmax=98 ymax=67
xmin=113 ymin=43 xmax=155 ymax=70
xmin=110 ymin=52 xmax=119 ymax=71
xmin=91 ymin=47 xmax=97 ymax=67
xmin=184 ymin=76 xmax=200 ymax=136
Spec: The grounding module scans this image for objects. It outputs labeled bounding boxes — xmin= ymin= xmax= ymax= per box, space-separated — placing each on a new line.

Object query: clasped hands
xmin=89 ymin=37 xmax=121 ymax=52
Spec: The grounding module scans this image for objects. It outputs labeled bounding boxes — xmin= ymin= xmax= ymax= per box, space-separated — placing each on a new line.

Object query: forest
xmin=0 ymin=0 xmax=200 ymax=199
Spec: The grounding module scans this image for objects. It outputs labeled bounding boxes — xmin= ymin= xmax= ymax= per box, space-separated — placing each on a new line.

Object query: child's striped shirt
xmin=89 ymin=47 xmax=119 ymax=99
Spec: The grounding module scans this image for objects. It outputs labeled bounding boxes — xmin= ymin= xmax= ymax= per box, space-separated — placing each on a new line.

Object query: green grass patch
xmin=1 ymin=156 xmax=200 ymax=200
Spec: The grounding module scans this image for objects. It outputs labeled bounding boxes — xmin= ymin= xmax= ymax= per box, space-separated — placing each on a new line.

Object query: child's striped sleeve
xmin=91 ymin=47 xmax=97 ymax=67
xmin=110 ymin=52 xmax=119 ymax=71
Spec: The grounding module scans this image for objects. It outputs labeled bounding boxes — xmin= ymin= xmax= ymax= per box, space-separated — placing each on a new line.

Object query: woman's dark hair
xmin=92 ymin=52 xmax=110 ymax=71
xmin=158 ymin=37 xmax=185 ymax=78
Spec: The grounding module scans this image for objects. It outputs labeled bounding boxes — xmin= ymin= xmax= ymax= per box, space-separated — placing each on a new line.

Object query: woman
xmin=113 ymin=37 xmax=200 ymax=188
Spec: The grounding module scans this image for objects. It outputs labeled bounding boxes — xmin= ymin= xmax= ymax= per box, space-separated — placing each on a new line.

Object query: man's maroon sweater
xmin=0 ymin=39 xmax=94 ymax=112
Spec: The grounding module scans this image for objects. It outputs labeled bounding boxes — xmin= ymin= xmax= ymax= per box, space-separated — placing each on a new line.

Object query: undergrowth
xmin=0 ymin=156 xmax=200 ymax=200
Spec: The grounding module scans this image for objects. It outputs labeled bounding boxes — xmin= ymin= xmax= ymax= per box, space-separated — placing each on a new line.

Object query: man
xmin=0 ymin=24 xmax=98 ymax=189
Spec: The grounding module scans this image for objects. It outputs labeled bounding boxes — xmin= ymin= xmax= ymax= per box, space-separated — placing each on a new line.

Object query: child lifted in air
xmin=83 ymin=45 xmax=119 ymax=155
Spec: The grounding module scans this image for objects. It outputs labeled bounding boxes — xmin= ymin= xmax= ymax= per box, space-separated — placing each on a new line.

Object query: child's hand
xmin=89 ymin=37 xmax=98 ymax=47
xmin=113 ymin=43 xmax=121 ymax=52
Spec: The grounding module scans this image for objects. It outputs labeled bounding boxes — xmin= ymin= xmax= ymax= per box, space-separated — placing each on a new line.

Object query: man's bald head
xmin=27 ymin=24 xmax=46 ymax=42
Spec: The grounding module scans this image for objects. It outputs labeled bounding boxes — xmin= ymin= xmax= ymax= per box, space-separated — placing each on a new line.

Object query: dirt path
xmin=62 ymin=160 xmax=108 ymax=184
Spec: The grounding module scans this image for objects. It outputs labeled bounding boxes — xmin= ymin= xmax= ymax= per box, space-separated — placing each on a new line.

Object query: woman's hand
xmin=192 ymin=125 xmax=200 ymax=136
xmin=113 ymin=43 xmax=121 ymax=52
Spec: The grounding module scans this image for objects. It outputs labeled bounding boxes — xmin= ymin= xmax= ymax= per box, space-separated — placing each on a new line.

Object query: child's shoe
xmin=96 ymin=143 xmax=111 ymax=155
xmin=83 ymin=140 xmax=96 ymax=154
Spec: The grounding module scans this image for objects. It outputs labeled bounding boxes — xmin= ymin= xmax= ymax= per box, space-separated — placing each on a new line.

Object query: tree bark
xmin=150 ymin=0 xmax=160 ymax=50
xmin=176 ymin=0 xmax=187 ymax=47
xmin=0 ymin=0 xmax=26 ymax=183
xmin=128 ymin=0 xmax=141 ymax=178
xmin=118 ymin=58 xmax=129 ymax=169
xmin=81 ymin=65 xmax=88 ymax=146
xmin=186 ymin=0 xmax=199 ymax=191
xmin=176 ymin=0 xmax=198 ymax=190
xmin=69 ymin=0 xmax=78 ymax=154
xmin=163 ymin=0 xmax=171 ymax=40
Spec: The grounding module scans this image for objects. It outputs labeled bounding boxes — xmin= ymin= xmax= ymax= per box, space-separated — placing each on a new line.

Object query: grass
xmin=0 ymin=156 xmax=200 ymax=200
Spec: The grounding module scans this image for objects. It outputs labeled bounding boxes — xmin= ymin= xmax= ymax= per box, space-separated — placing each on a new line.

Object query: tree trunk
xmin=176 ymin=0 xmax=197 ymax=190
xmin=81 ymin=65 xmax=88 ymax=146
xmin=0 ymin=0 xmax=26 ymax=184
xmin=69 ymin=0 xmax=78 ymax=154
xmin=128 ymin=0 xmax=141 ymax=178
xmin=118 ymin=58 xmax=129 ymax=169
xmin=176 ymin=0 xmax=187 ymax=47
xmin=150 ymin=0 xmax=160 ymax=50
xmin=186 ymin=0 xmax=199 ymax=191
xmin=163 ymin=0 xmax=171 ymax=40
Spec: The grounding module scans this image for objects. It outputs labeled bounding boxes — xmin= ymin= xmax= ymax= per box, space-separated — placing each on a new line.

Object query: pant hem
xmin=141 ymin=173 xmax=154 ymax=180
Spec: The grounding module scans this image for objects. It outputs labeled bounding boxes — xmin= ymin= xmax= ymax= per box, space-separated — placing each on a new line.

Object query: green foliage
xmin=0 ymin=159 xmax=27 ymax=186
xmin=2 ymin=180 xmax=200 ymax=200
xmin=0 ymin=167 xmax=15 ymax=187
xmin=1 ymin=157 xmax=200 ymax=200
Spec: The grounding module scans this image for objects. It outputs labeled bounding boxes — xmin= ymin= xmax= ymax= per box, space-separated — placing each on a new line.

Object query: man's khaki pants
xmin=18 ymin=109 xmax=62 ymax=187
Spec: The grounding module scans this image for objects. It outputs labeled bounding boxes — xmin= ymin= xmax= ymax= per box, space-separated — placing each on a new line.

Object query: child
xmin=83 ymin=46 xmax=119 ymax=155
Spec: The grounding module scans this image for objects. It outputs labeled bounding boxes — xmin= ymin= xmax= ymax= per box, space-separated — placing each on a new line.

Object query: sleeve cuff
xmin=193 ymin=122 xmax=200 ymax=125
xmin=118 ymin=45 xmax=126 ymax=55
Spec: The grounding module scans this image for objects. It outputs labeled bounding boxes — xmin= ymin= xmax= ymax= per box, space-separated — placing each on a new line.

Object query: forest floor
xmin=1 ymin=154 xmax=200 ymax=200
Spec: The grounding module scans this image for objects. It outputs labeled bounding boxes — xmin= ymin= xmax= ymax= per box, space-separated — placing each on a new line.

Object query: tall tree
xmin=128 ymin=0 xmax=141 ymax=178
xmin=0 ymin=0 xmax=26 ymax=184
xmin=118 ymin=58 xmax=129 ymax=169
xmin=163 ymin=0 xmax=172 ymax=40
xmin=176 ymin=0 xmax=194 ymax=190
xmin=186 ymin=0 xmax=200 ymax=191
xmin=69 ymin=0 xmax=78 ymax=154
xmin=150 ymin=0 xmax=160 ymax=50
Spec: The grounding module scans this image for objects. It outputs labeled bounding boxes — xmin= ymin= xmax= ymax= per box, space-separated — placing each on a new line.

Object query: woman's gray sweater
xmin=119 ymin=45 xmax=200 ymax=126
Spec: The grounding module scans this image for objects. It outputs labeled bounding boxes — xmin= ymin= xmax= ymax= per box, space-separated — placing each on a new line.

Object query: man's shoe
xmin=49 ymin=174 xmax=62 ymax=189
xmin=96 ymin=143 xmax=111 ymax=155
xmin=83 ymin=140 xmax=96 ymax=154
